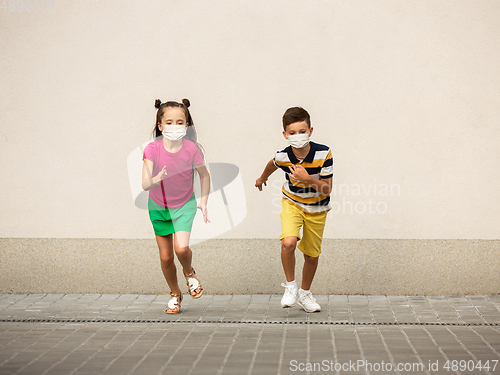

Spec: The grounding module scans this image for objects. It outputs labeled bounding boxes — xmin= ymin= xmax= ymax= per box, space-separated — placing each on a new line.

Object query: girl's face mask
xmin=162 ymin=125 xmax=187 ymax=141
xmin=287 ymin=133 xmax=310 ymax=148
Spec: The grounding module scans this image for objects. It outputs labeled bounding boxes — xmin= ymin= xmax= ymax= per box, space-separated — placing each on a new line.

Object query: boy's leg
xmin=281 ymin=236 xmax=298 ymax=282
xmin=279 ymin=200 xmax=303 ymax=281
xmin=281 ymin=236 xmax=299 ymax=307
xmin=296 ymin=212 xmax=327 ymax=312
xmin=279 ymin=200 xmax=303 ymax=307
xmin=298 ymin=251 xmax=321 ymax=313
xmin=297 ymin=211 xmax=327 ymax=283
xmin=301 ymin=253 xmax=319 ymax=290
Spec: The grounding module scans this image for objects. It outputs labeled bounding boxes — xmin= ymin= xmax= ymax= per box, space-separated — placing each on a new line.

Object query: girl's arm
xmin=142 ymin=159 xmax=166 ymax=191
xmin=194 ymin=162 xmax=211 ymax=223
xmin=255 ymin=159 xmax=278 ymax=191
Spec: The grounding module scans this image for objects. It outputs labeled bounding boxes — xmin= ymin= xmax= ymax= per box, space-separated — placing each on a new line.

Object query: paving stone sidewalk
xmin=0 ymin=294 xmax=499 ymax=374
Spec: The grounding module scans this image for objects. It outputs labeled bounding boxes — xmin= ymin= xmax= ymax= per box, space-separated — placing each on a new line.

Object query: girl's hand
xmin=153 ymin=166 xmax=167 ymax=185
xmin=255 ymin=177 xmax=267 ymax=191
xmin=197 ymin=203 xmax=210 ymax=223
xmin=289 ymin=164 xmax=310 ymax=182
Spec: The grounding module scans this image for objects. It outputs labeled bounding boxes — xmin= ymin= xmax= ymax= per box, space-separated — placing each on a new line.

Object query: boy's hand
xmin=289 ymin=164 xmax=310 ymax=182
xmin=255 ymin=177 xmax=267 ymax=191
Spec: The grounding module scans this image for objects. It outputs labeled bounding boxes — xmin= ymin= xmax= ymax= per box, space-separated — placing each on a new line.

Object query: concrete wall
xmin=1 ymin=1 xmax=499 ymax=294
xmin=1 ymin=239 xmax=498 ymax=295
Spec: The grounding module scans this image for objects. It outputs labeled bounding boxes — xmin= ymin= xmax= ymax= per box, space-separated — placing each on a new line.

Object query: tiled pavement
xmin=0 ymin=294 xmax=499 ymax=375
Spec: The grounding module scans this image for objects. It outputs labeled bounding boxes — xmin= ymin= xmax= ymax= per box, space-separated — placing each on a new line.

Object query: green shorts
xmin=148 ymin=194 xmax=197 ymax=236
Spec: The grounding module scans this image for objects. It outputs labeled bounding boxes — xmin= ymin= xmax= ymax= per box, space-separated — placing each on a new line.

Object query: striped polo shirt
xmin=273 ymin=141 xmax=334 ymax=213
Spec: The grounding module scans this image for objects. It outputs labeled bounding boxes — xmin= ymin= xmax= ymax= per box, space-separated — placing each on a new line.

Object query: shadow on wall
xmin=127 ymin=142 xmax=247 ymax=244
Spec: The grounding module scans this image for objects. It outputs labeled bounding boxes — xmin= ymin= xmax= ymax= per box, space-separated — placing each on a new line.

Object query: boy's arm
xmin=310 ymin=177 xmax=333 ymax=195
xmin=255 ymin=159 xmax=278 ymax=191
xmin=288 ymin=164 xmax=333 ymax=195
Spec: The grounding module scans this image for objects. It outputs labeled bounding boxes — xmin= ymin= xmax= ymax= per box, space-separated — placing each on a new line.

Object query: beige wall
xmin=1 ymin=1 xmax=499 ymax=240
xmin=0 ymin=1 xmax=499 ymax=294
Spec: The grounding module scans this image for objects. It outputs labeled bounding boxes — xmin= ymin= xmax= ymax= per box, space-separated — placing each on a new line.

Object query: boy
xmin=255 ymin=107 xmax=333 ymax=312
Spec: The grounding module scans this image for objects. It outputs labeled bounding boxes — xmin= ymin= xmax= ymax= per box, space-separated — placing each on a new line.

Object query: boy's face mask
xmin=287 ymin=133 xmax=310 ymax=148
xmin=162 ymin=125 xmax=187 ymax=141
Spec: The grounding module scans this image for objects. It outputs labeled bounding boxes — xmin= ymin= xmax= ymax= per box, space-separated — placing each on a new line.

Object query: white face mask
xmin=287 ymin=133 xmax=310 ymax=148
xmin=162 ymin=125 xmax=187 ymax=141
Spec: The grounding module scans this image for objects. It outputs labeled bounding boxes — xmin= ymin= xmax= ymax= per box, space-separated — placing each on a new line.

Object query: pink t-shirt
xmin=143 ymin=139 xmax=204 ymax=208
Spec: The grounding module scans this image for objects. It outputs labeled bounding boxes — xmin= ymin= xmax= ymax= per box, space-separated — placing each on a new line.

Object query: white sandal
xmin=184 ymin=268 xmax=203 ymax=299
xmin=166 ymin=292 xmax=182 ymax=314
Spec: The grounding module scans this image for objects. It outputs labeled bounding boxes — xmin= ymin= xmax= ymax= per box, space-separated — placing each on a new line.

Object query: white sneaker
xmin=280 ymin=283 xmax=298 ymax=308
xmin=297 ymin=291 xmax=321 ymax=312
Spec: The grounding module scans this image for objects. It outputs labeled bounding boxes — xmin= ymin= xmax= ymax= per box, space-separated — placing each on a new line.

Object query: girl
xmin=142 ymin=98 xmax=210 ymax=314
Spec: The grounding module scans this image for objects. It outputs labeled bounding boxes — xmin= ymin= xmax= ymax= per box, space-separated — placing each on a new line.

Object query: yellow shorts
xmin=279 ymin=198 xmax=328 ymax=257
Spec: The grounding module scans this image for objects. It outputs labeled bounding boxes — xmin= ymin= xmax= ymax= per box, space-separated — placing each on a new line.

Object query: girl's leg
xmin=173 ymin=231 xmax=202 ymax=297
xmin=156 ymin=234 xmax=181 ymax=295
xmin=301 ymin=253 xmax=319 ymax=291
xmin=281 ymin=236 xmax=298 ymax=282
xmin=173 ymin=231 xmax=193 ymax=274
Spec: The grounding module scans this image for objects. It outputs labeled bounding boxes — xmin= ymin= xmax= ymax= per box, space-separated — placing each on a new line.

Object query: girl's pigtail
xmin=153 ymin=99 xmax=163 ymax=139
xmin=181 ymin=98 xmax=204 ymax=157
